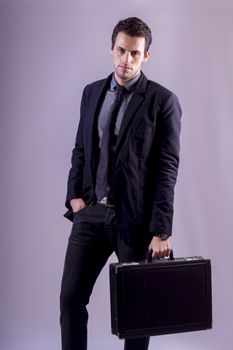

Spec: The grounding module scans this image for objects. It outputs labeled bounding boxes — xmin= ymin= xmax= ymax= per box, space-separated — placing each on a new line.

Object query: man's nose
xmin=124 ymin=52 xmax=132 ymax=64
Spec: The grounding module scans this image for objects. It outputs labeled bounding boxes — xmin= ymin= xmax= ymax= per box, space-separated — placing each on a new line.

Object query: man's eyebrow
xmin=131 ymin=49 xmax=142 ymax=54
xmin=117 ymin=46 xmax=142 ymax=54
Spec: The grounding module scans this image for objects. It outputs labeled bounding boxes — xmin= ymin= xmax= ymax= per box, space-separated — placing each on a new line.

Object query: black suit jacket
xmin=64 ymin=72 xmax=181 ymax=244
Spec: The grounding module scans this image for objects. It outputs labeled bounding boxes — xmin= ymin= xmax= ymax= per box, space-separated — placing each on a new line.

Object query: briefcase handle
xmin=147 ymin=249 xmax=174 ymax=263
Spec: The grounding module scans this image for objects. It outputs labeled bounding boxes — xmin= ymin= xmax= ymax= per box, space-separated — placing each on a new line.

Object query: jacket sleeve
xmin=65 ymin=87 xmax=87 ymax=210
xmin=148 ymin=92 xmax=182 ymax=235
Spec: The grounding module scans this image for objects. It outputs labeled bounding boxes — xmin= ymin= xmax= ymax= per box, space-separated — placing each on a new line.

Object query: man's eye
xmin=117 ymin=48 xmax=125 ymax=54
xmin=131 ymin=51 xmax=140 ymax=57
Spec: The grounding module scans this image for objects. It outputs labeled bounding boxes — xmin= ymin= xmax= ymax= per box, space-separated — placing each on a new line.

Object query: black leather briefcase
xmin=109 ymin=253 xmax=212 ymax=339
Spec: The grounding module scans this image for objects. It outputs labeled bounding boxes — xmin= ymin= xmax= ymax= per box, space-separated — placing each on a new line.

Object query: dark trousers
xmin=60 ymin=204 xmax=150 ymax=350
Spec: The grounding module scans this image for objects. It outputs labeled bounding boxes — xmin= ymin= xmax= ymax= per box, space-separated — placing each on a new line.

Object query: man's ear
xmin=110 ymin=42 xmax=114 ymax=55
xmin=143 ymin=51 xmax=150 ymax=63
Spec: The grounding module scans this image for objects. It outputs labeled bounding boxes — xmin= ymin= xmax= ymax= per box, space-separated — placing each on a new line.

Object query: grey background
xmin=1 ymin=0 xmax=233 ymax=349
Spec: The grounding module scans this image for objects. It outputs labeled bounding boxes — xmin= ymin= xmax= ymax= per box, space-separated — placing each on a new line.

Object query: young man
xmin=60 ymin=17 xmax=182 ymax=350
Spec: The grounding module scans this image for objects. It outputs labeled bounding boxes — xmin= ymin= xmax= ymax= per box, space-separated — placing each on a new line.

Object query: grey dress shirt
xmin=97 ymin=72 xmax=141 ymax=147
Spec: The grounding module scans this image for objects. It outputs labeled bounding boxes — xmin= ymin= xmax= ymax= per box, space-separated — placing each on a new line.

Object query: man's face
xmin=111 ymin=32 xmax=150 ymax=85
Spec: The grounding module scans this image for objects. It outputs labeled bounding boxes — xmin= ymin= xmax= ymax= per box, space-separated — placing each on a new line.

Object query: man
xmin=60 ymin=17 xmax=182 ymax=350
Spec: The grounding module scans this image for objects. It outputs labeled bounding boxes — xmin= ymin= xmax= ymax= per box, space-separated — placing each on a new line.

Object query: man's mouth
xmin=119 ymin=65 xmax=132 ymax=71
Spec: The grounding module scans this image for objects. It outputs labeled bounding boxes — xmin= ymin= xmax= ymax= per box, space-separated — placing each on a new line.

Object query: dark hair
xmin=111 ymin=17 xmax=152 ymax=52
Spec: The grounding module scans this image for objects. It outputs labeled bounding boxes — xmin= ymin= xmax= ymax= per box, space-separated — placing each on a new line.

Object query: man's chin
xmin=116 ymin=71 xmax=133 ymax=83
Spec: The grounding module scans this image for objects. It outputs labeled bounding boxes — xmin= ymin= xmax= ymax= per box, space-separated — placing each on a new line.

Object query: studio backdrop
xmin=1 ymin=1 xmax=233 ymax=349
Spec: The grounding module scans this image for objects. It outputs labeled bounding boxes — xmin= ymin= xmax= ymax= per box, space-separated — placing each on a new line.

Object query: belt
xmin=98 ymin=196 xmax=115 ymax=207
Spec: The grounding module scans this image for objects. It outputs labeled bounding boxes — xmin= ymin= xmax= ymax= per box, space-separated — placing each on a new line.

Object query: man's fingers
xmin=152 ymin=248 xmax=170 ymax=259
xmin=150 ymin=244 xmax=171 ymax=259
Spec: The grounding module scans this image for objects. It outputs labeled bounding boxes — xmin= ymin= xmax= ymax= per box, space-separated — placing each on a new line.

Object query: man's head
xmin=111 ymin=17 xmax=152 ymax=84
xmin=111 ymin=17 xmax=152 ymax=53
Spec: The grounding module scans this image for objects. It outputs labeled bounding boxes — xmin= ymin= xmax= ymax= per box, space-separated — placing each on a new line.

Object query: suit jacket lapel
xmin=115 ymin=72 xmax=148 ymax=154
xmin=86 ymin=74 xmax=112 ymax=150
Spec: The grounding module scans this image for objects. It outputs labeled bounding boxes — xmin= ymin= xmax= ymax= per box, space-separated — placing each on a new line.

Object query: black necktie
xmin=95 ymin=84 xmax=125 ymax=201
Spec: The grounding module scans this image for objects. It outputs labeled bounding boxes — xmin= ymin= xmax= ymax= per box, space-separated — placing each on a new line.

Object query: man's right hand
xmin=70 ymin=198 xmax=86 ymax=213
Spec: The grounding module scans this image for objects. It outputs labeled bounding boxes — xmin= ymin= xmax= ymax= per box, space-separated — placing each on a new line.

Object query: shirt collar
xmin=110 ymin=72 xmax=141 ymax=92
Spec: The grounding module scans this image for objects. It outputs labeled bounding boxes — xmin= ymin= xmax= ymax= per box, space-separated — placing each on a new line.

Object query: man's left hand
xmin=148 ymin=236 xmax=171 ymax=259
